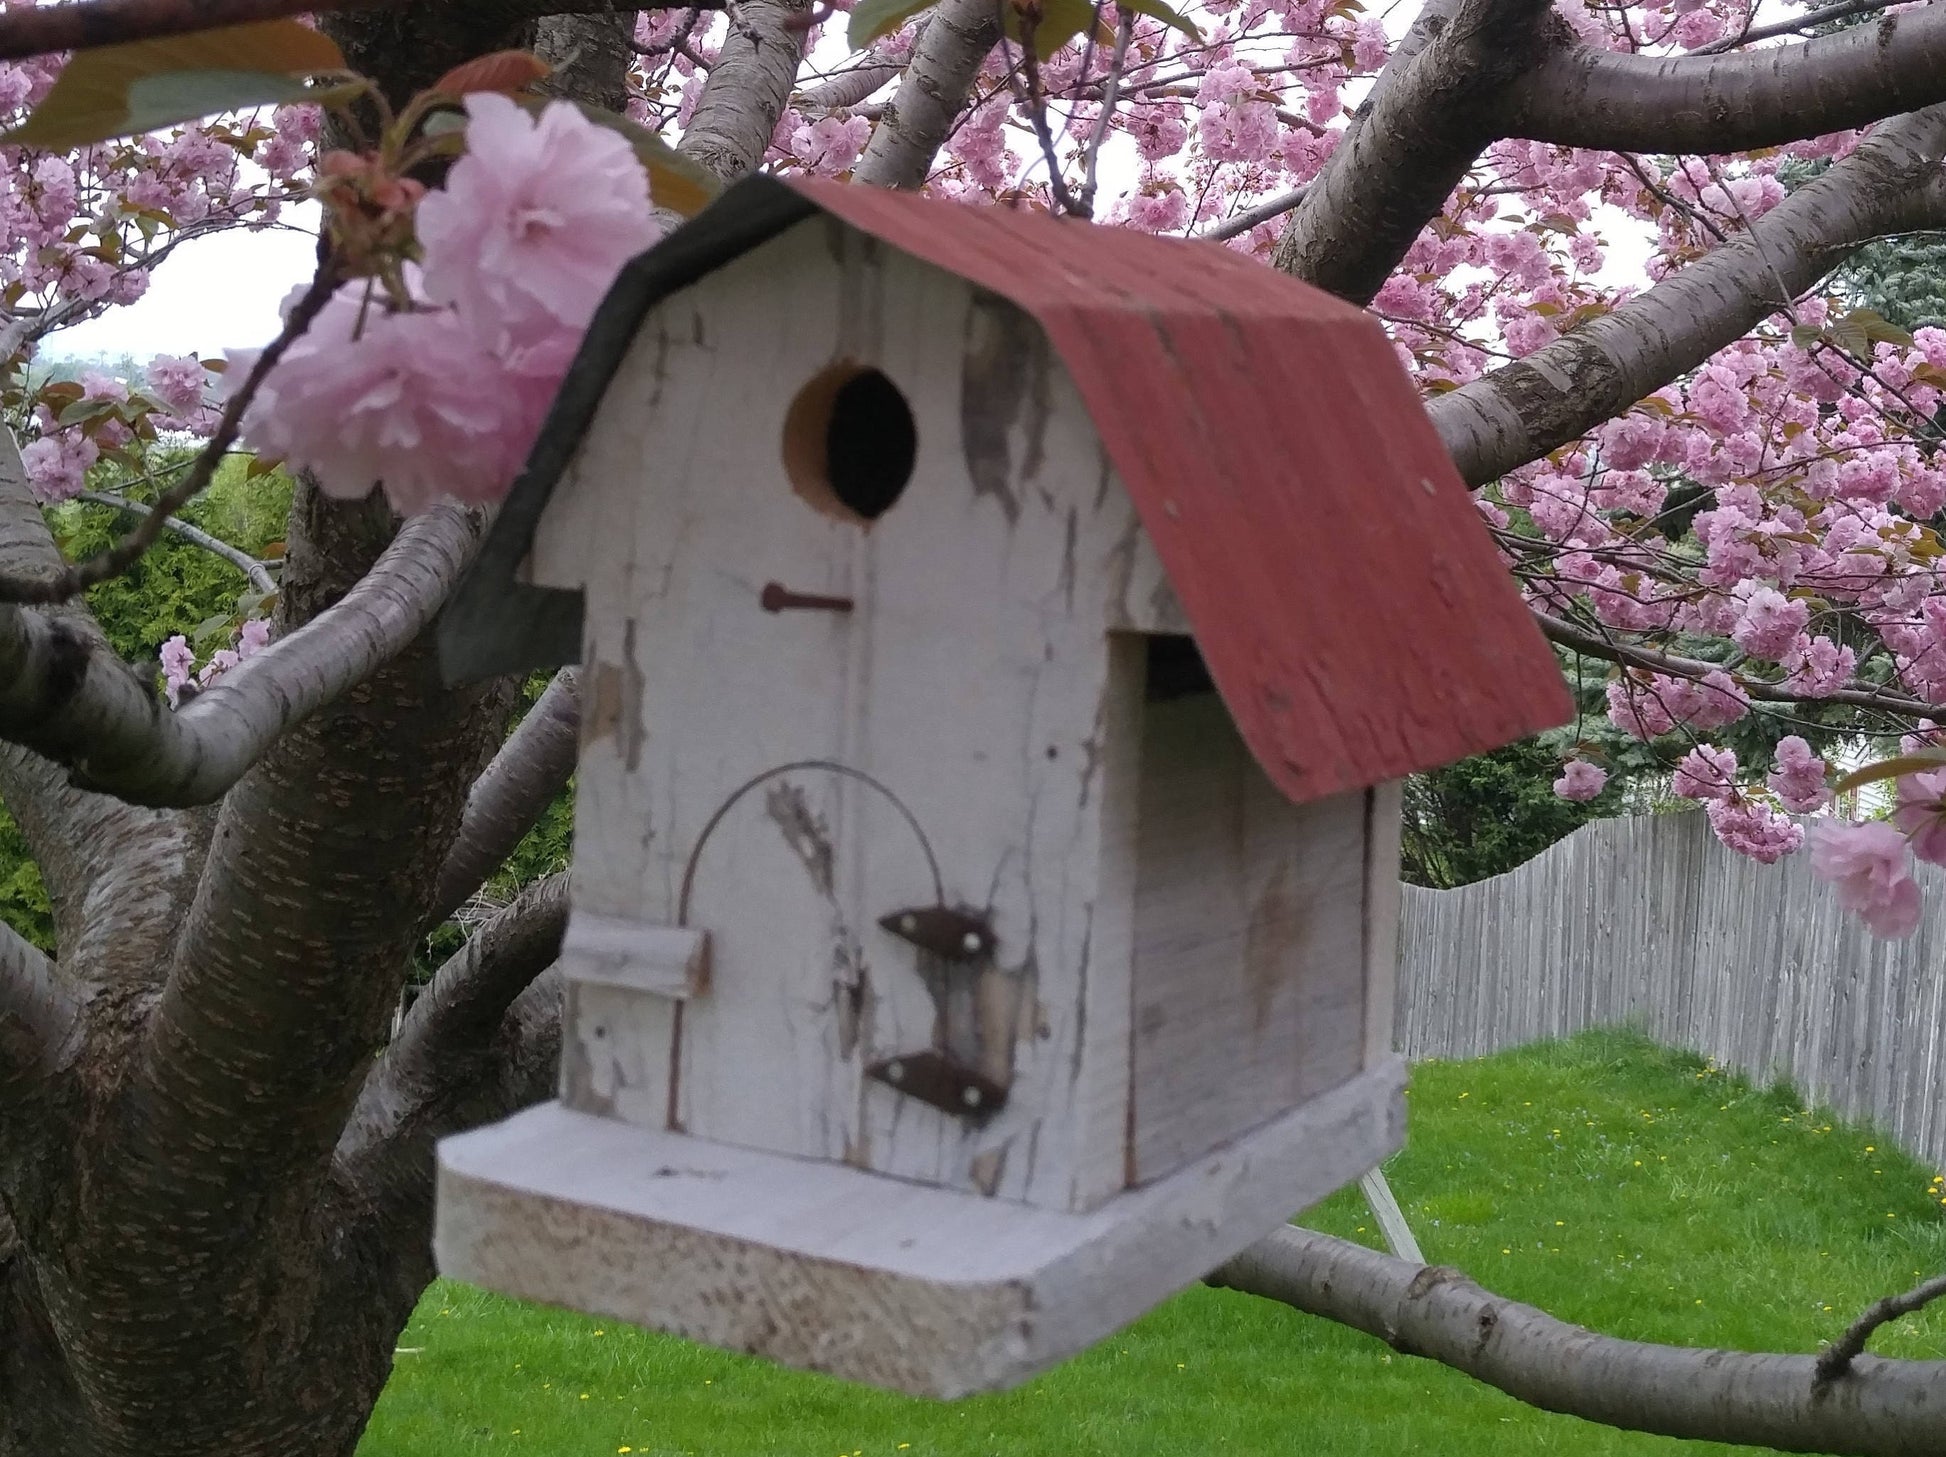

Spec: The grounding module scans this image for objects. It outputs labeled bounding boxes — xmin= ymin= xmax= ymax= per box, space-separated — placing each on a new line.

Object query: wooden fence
xmin=1396 ymin=811 xmax=1946 ymax=1169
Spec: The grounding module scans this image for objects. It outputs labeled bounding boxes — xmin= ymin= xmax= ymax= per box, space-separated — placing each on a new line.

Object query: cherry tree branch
xmin=678 ymin=0 xmax=813 ymax=181
xmin=1532 ymin=610 xmax=1939 ymax=717
xmin=1272 ymin=0 xmax=1559 ymax=304
xmin=335 ymin=875 xmax=567 ymax=1235
xmin=427 ymin=668 xmax=579 ymax=928
xmin=797 ymin=49 xmax=908 ymax=110
xmin=0 ymin=504 xmax=483 ymax=808
xmin=1695 ymin=0 xmax=1900 ymax=53
xmin=0 ymin=433 xmax=205 ymax=959
xmin=1212 ymin=1225 xmax=1946 ymax=1457
xmin=1818 ymin=1272 xmax=1946 ymax=1382
xmin=0 ymin=267 xmax=338 ymax=608
xmin=1502 ymin=8 xmax=1946 ymax=154
xmin=1203 ymin=184 xmax=1307 ymax=240
xmin=852 ymin=0 xmax=1002 ymax=189
xmin=1429 ymin=106 xmax=1946 ymax=488
xmin=0 ymin=0 xmax=709 ymax=63
xmin=0 ymin=921 xmax=75 ymax=1113
xmin=77 ymin=492 xmax=276 ymax=595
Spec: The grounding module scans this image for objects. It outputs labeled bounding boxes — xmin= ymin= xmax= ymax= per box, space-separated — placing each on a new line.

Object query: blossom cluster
xmin=11 ymin=0 xmax=1946 ymax=937
xmin=159 ymin=615 xmax=272 ymax=707
xmin=232 ymin=95 xmax=662 ymax=513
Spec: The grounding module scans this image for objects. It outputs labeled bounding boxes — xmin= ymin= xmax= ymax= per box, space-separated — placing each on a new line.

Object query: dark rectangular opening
xmin=1143 ymin=633 xmax=1216 ymax=702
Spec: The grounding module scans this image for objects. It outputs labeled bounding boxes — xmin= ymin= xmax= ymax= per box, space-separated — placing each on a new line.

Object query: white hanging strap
xmin=1358 ymin=1167 xmax=1424 ymax=1264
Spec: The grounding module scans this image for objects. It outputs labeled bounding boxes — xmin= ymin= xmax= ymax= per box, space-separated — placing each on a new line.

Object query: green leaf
xmin=1790 ymin=323 xmax=1825 ymax=350
xmin=56 ymin=397 xmax=118 ymax=427
xmin=544 ymin=102 xmax=720 ymax=219
xmin=1832 ymin=748 xmax=1946 ymax=795
xmin=1841 ymin=305 xmax=1915 ymax=351
xmin=3 ymin=21 xmax=344 ymax=149
xmin=1113 ymin=0 xmax=1201 ymax=41
xmin=848 ymin=0 xmax=939 ymax=49
xmin=190 ymin=612 xmax=234 ymax=645
xmin=997 ymin=0 xmax=1099 ymax=58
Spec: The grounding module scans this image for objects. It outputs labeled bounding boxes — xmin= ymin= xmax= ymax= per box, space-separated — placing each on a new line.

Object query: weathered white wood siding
xmin=1397 ymin=811 xmax=1946 ymax=1168
xmin=529 ymin=218 xmax=1160 ymax=1214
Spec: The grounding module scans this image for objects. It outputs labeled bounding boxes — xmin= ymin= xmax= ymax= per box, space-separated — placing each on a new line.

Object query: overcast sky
xmin=52 ymin=207 xmax=321 ymax=364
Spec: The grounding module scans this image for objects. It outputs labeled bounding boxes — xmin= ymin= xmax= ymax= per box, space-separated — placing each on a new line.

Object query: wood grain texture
xmin=560 ymin=918 xmax=709 ymax=997
xmin=1362 ymin=779 xmax=1405 ymax=1067
xmin=1127 ymin=692 xmax=1368 ymax=1183
xmin=1397 ymin=811 xmax=1946 ymax=1170
xmin=530 ymin=221 xmax=1150 ymax=1212
xmin=788 ymin=178 xmax=1575 ymax=804
xmin=435 ymin=1057 xmax=1405 ymax=1398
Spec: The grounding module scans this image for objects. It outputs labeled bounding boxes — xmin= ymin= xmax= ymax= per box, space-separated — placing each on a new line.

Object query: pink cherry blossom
xmin=1553 ymin=759 xmax=1608 ymax=801
xmin=236 ymin=286 xmax=553 ymax=514
xmin=20 ymin=431 xmax=97 ymax=503
xmin=146 ymin=354 xmax=208 ymax=416
xmin=1731 ymin=586 xmax=1808 ymax=661
xmin=1766 ymin=736 xmax=1829 ymax=813
xmin=1706 ymin=796 xmax=1804 ymax=864
xmin=159 ymin=634 xmax=195 ymax=708
xmin=1893 ymin=768 xmax=1946 ymax=867
xmin=1809 ymin=820 xmax=1923 ymax=939
xmin=1673 ymin=744 xmax=1737 ymax=801
xmin=417 ymin=94 xmax=662 ymax=332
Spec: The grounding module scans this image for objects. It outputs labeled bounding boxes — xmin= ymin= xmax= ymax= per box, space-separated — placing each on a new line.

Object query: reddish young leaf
xmin=432 ymin=50 xmax=552 ymax=98
xmin=2 ymin=20 xmax=344 ymax=149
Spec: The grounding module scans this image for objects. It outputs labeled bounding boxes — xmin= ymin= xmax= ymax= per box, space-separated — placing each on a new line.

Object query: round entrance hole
xmin=782 ymin=363 xmax=917 ymax=524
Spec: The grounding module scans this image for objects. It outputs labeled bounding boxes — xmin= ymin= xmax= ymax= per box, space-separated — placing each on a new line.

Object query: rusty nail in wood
xmin=761 ymin=582 xmax=854 ymax=614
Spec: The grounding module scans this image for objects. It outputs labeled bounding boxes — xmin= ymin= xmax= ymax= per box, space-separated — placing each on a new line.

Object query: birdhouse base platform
xmin=434 ymin=1056 xmax=1405 ymax=1397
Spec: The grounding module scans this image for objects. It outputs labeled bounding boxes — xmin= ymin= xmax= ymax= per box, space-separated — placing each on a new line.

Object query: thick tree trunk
xmin=0 ymin=7 xmax=548 ymax=1454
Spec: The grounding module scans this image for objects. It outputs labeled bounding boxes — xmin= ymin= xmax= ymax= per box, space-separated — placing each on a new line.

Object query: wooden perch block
xmin=437 ymin=1057 xmax=1405 ymax=1398
xmin=561 ymin=916 xmax=711 ymax=999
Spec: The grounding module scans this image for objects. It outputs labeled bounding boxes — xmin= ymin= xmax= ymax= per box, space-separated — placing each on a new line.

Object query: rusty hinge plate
xmin=879 ymin=905 xmax=995 ymax=962
xmin=866 ymin=1049 xmax=1008 ymax=1119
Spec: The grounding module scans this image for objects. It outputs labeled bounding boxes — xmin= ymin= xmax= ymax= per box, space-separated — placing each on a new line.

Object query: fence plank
xmin=1398 ymin=813 xmax=1946 ymax=1171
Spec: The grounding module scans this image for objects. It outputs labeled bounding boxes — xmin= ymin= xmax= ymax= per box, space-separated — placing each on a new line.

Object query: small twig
xmin=1002 ymin=14 xmax=1084 ymax=218
xmin=1202 ymin=184 xmax=1308 ymax=241
xmin=0 ymin=0 xmax=718 ymax=64
xmin=1818 ymin=1272 xmax=1946 ymax=1383
xmin=630 ymin=6 xmax=704 ymax=58
xmin=1075 ymin=12 xmax=1132 ymax=220
xmin=1694 ymin=0 xmax=1899 ymax=52
xmin=782 ymin=0 xmax=838 ymax=30
xmin=721 ymin=0 xmax=760 ymax=41
xmin=77 ymin=492 xmax=277 ymax=595
xmin=0 ymin=264 xmax=340 ymax=606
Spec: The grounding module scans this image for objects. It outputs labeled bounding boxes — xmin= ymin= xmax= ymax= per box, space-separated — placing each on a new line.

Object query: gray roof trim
xmin=437 ymin=173 xmax=818 ymax=685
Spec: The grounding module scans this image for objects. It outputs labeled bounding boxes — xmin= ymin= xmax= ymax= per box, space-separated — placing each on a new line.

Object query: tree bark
xmin=1213 ymin=1226 xmax=1946 ymax=1457
xmin=428 ymin=669 xmax=579 ymax=927
xmin=0 ymin=7 xmax=592 ymax=1453
xmin=1500 ymin=8 xmax=1946 ymax=154
xmin=1271 ymin=0 xmax=1557 ymax=304
xmin=0 ymin=505 xmax=482 ymax=808
xmin=337 ymin=876 xmax=568 ymax=1237
xmin=1430 ymin=106 xmax=1946 ymax=486
xmin=852 ymin=0 xmax=1000 ymax=190
xmin=679 ymin=0 xmax=813 ymax=181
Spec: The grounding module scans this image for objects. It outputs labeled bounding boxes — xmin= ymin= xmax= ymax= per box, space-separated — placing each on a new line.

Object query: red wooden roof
xmin=441 ymin=175 xmax=1570 ymax=803
xmin=791 ymin=178 xmax=1570 ymax=803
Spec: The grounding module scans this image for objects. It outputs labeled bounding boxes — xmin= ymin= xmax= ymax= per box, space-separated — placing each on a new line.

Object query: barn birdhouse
xmin=433 ymin=175 xmax=1570 ymax=1397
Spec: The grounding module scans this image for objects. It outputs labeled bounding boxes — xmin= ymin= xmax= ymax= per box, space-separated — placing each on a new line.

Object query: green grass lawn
xmin=359 ymin=1031 xmax=1946 ymax=1457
